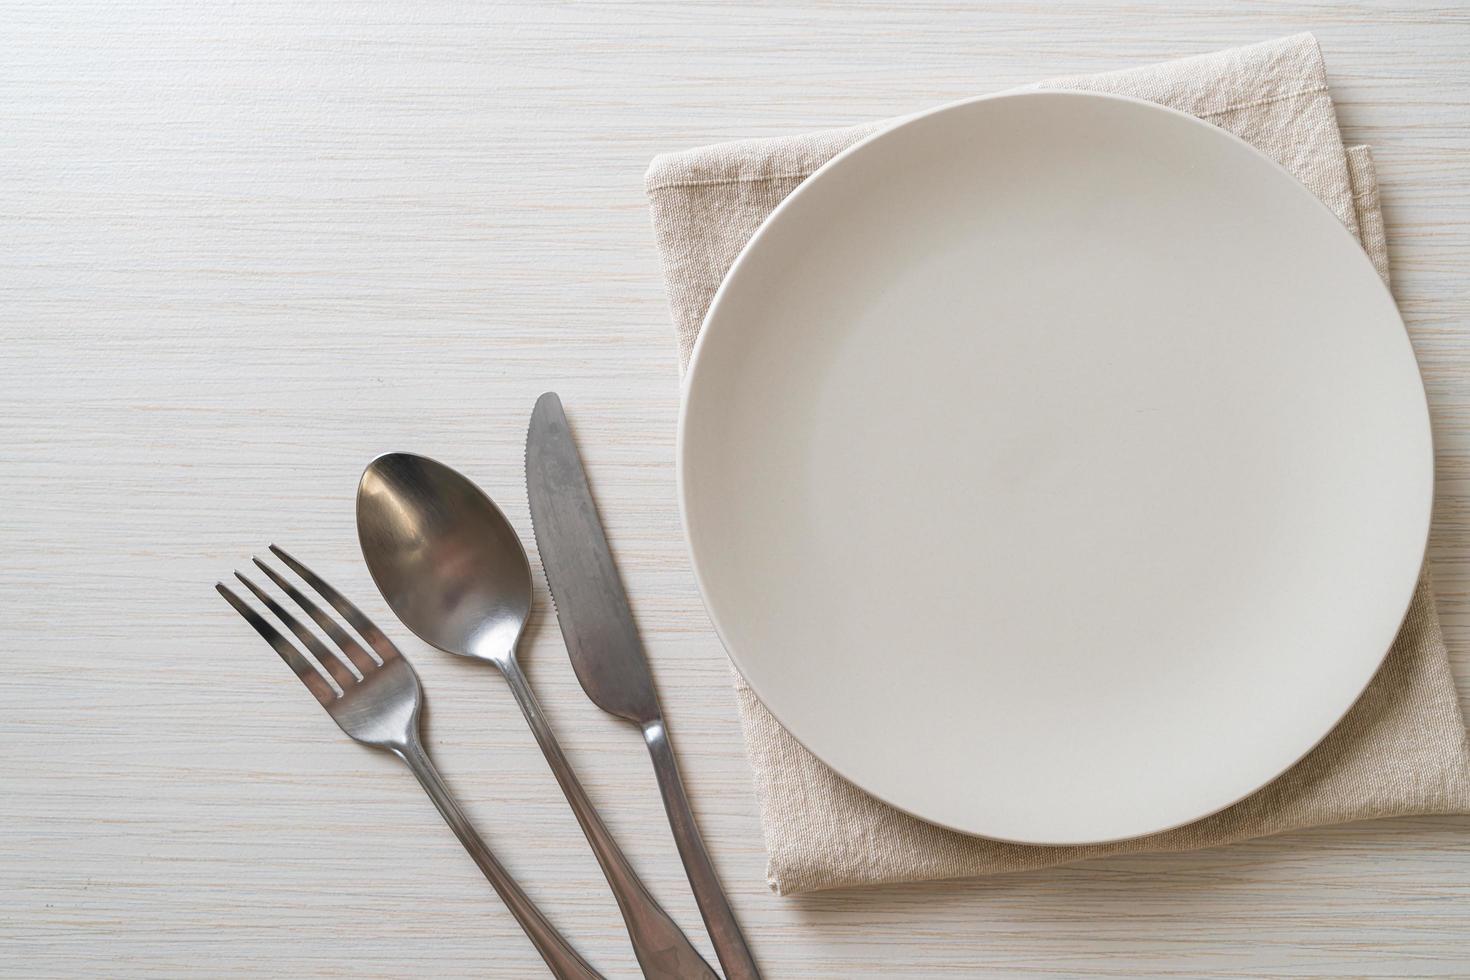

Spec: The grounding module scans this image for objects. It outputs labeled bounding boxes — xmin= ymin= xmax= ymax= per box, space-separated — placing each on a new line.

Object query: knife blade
xmin=525 ymin=391 xmax=660 ymax=725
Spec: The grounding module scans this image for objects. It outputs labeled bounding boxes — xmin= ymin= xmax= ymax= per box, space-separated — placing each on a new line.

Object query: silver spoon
xmin=357 ymin=453 xmax=716 ymax=980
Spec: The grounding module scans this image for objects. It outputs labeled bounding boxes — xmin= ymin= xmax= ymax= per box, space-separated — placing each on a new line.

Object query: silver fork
xmin=217 ymin=545 xmax=603 ymax=980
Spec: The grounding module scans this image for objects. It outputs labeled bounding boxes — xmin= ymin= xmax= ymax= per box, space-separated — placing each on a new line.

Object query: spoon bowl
xmin=357 ymin=452 xmax=531 ymax=664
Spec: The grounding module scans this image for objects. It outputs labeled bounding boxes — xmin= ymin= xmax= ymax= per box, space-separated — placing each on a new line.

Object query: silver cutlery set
xmin=217 ymin=393 xmax=758 ymax=980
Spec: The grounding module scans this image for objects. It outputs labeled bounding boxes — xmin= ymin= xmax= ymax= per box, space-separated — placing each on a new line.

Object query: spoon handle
xmin=500 ymin=659 xmax=718 ymax=980
xmin=394 ymin=736 xmax=603 ymax=980
xmin=642 ymin=716 xmax=762 ymax=980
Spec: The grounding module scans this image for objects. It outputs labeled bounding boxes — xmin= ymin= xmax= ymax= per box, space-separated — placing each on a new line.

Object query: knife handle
xmin=643 ymin=717 xmax=762 ymax=980
xmin=499 ymin=659 xmax=718 ymax=980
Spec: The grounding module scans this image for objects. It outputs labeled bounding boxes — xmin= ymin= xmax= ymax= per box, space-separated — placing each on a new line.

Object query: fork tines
xmin=216 ymin=545 xmax=401 ymax=705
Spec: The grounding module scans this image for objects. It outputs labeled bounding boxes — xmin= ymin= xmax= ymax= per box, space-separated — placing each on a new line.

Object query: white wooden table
xmin=5 ymin=3 xmax=1469 ymax=977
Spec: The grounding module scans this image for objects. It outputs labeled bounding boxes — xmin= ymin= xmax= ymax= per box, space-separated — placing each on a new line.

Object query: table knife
xmin=526 ymin=391 xmax=761 ymax=980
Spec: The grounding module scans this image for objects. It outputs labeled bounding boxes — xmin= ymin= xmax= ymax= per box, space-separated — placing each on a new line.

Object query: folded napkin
xmin=646 ymin=34 xmax=1470 ymax=895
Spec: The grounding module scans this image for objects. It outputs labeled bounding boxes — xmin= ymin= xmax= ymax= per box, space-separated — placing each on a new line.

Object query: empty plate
xmin=677 ymin=91 xmax=1432 ymax=844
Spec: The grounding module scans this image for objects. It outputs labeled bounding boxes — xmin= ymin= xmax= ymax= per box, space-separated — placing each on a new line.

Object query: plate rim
xmin=674 ymin=88 xmax=1434 ymax=845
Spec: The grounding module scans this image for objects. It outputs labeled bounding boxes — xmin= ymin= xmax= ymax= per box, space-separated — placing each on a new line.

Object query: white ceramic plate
xmin=678 ymin=91 xmax=1433 ymax=845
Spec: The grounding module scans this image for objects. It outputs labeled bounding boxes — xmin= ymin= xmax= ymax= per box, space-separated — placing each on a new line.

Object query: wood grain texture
xmin=2 ymin=2 xmax=1467 ymax=977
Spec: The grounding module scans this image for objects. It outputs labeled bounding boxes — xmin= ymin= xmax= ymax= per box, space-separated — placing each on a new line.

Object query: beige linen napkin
xmin=646 ymin=34 xmax=1470 ymax=895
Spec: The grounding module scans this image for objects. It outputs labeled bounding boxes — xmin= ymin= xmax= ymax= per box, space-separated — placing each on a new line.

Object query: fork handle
xmin=396 ymin=737 xmax=604 ymax=980
xmin=500 ymin=659 xmax=717 ymax=980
